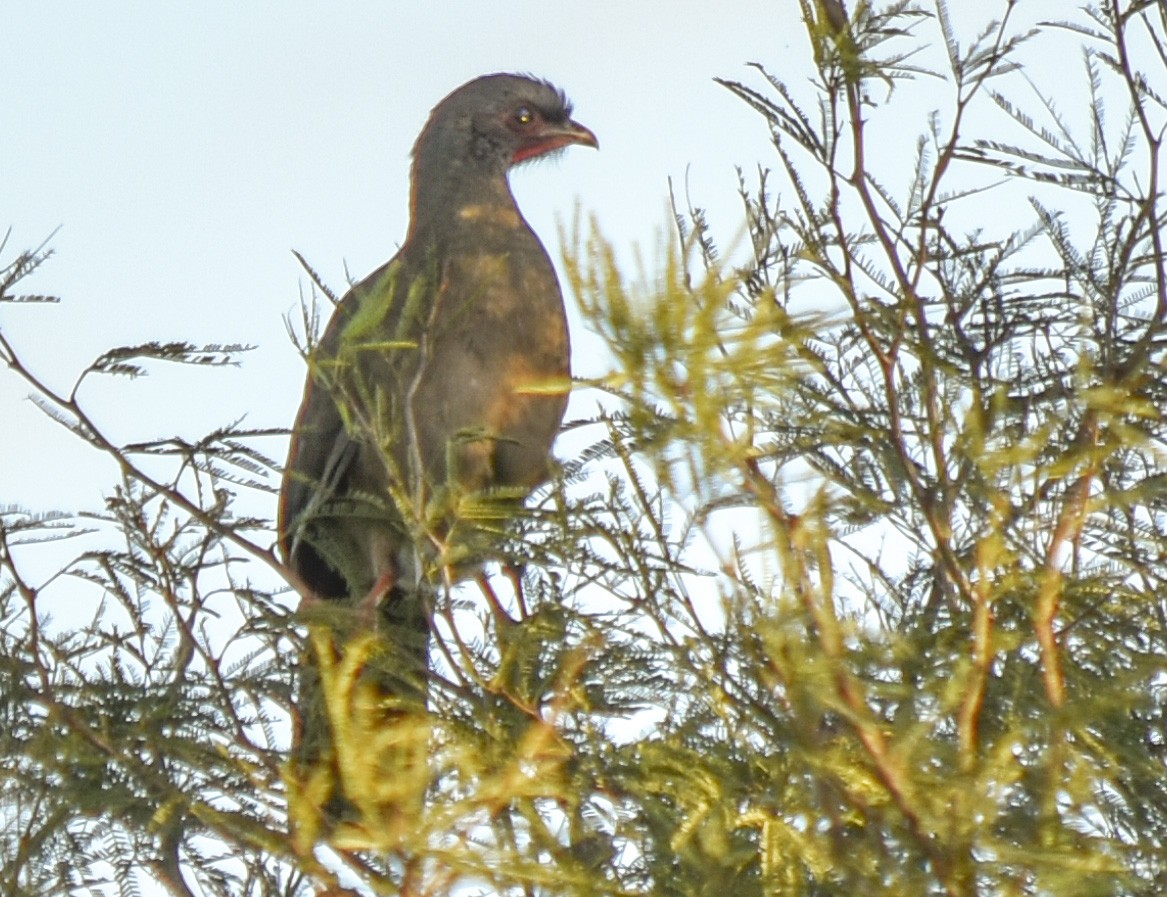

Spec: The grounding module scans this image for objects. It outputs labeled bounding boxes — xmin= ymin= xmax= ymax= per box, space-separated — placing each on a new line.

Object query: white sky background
xmin=0 ymin=0 xmax=797 ymax=519
xmin=0 ymin=0 xmax=1085 ymax=524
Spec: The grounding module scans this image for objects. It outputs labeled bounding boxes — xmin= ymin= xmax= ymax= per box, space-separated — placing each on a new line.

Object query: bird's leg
xmin=359 ymin=569 xmax=397 ymax=630
xmin=357 ymin=531 xmax=402 ymax=630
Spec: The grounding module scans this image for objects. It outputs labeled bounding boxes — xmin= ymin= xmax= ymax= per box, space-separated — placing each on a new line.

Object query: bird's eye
xmin=513 ymin=106 xmax=535 ymax=127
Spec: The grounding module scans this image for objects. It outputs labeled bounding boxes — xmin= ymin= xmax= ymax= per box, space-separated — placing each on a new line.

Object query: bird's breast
xmin=456 ymin=204 xmax=522 ymax=230
xmin=408 ymin=238 xmax=570 ymax=491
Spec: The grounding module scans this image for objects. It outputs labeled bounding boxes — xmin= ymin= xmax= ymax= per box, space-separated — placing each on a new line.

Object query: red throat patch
xmin=512 ymin=135 xmax=575 ymax=164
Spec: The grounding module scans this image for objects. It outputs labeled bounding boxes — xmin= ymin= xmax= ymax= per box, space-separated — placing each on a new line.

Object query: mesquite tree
xmin=3 ymin=2 xmax=1166 ymax=895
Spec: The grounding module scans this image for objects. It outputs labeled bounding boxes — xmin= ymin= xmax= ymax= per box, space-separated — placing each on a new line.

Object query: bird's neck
xmin=406 ymin=159 xmax=520 ymax=245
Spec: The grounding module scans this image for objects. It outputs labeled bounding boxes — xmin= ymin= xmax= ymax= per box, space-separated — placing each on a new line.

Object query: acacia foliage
xmin=3 ymin=2 xmax=1167 ymax=895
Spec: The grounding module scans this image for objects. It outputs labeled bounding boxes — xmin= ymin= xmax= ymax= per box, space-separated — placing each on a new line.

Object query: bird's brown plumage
xmin=279 ymin=74 xmax=596 ymax=641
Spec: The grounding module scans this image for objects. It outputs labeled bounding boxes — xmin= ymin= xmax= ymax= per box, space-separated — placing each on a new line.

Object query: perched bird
xmin=279 ymin=74 xmax=597 ymax=686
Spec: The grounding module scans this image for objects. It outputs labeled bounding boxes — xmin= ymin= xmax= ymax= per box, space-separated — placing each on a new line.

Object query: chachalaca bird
xmin=279 ymin=72 xmax=596 ymax=700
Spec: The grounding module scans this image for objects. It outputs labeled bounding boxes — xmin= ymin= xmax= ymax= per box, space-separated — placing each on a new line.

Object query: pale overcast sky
xmin=1 ymin=1 xmax=799 ymax=516
xmin=1 ymin=0 xmax=1080 ymax=536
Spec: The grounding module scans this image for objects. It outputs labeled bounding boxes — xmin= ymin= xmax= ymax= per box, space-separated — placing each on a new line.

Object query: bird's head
xmin=411 ymin=73 xmax=598 ymax=183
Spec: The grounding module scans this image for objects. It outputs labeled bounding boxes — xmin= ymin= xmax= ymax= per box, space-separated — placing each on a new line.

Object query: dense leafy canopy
xmin=3 ymin=3 xmax=1167 ymax=895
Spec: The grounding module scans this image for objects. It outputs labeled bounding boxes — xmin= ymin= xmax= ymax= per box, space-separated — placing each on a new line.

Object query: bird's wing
xmin=281 ymin=378 xmax=348 ymax=522
xmin=279 ymin=364 xmax=354 ymax=556
xmin=279 ymin=259 xmax=409 ymax=594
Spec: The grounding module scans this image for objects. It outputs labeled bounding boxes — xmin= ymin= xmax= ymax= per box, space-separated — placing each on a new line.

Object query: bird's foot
xmin=359 ymin=570 xmax=397 ymax=629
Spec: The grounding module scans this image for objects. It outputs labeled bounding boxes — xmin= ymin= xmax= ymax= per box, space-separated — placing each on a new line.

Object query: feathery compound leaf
xmin=90 ymin=341 xmax=252 ymax=377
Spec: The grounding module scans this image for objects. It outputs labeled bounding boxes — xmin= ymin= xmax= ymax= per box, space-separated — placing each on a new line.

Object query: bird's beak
xmin=514 ymin=120 xmax=599 ymax=163
xmin=557 ymin=119 xmax=599 ymax=151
